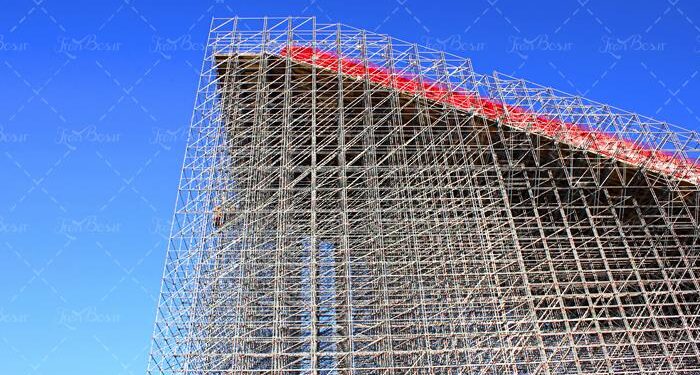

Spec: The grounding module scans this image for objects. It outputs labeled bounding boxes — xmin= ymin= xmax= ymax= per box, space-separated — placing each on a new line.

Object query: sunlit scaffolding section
xmin=148 ymin=17 xmax=700 ymax=374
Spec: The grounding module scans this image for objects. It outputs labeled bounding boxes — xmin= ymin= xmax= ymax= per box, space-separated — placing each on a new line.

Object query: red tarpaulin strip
xmin=279 ymin=45 xmax=700 ymax=183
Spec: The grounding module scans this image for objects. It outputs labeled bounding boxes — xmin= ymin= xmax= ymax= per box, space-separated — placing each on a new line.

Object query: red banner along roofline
xmin=278 ymin=45 xmax=700 ymax=184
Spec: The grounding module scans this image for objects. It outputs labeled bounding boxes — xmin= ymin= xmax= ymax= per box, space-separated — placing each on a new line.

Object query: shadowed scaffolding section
xmin=148 ymin=17 xmax=700 ymax=374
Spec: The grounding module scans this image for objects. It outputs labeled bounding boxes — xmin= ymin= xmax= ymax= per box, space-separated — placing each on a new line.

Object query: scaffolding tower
xmin=148 ymin=17 xmax=700 ymax=374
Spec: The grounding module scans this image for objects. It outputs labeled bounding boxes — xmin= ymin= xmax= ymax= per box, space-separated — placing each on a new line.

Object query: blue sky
xmin=1 ymin=1 xmax=699 ymax=374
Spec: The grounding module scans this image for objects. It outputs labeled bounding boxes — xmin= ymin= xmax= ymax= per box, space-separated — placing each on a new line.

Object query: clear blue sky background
xmin=1 ymin=1 xmax=699 ymax=374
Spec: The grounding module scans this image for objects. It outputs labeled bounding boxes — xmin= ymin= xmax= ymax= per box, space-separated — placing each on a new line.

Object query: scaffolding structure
xmin=148 ymin=17 xmax=700 ymax=374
